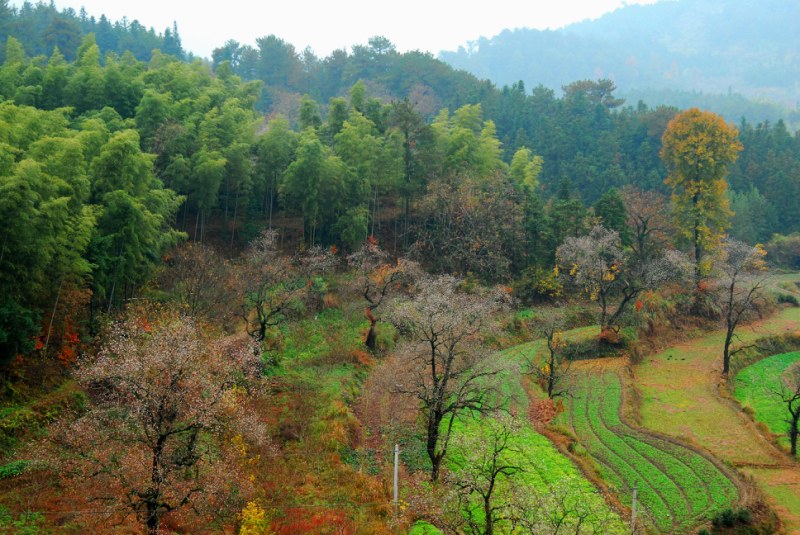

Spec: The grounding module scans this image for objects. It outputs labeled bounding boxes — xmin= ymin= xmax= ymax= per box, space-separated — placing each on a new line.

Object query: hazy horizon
xmin=7 ymin=0 xmax=661 ymax=59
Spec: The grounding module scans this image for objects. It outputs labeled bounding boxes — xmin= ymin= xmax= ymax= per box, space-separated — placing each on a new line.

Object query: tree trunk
xmin=722 ymin=327 xmax=734 ymax=376
xmin=693 ymin=192 xmax=702 ymax=287
xmin=365 ymin=320 xmax=377 ymax=351
xmin=427 ymin=414 xmax=443 ymax=482
xmin=146 ymin=503 xmax=159 ymax=535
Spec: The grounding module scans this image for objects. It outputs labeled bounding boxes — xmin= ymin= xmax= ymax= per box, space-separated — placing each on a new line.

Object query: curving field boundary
xmin=568 ymin=368 xmax=740 ymax=533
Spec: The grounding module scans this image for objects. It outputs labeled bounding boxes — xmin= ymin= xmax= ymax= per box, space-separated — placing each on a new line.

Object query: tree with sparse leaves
xmin=446 ymin=414 xmax=525 ymax=535
xmin=716 ymin=239 xmax=769 ymax=376
xmin=389 ymin=275 xmax=509 ymax=482
xmin=347 ymin=239 xmax=417 ymax=351
xmin=526 ymin=311 xmax=571 ymax=400
xmin=43 ymin=310 xmax=268 ymax=535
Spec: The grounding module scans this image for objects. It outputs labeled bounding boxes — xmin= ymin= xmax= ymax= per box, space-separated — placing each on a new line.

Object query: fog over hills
xmin=440 ymin=0 xmax=800 ymax=124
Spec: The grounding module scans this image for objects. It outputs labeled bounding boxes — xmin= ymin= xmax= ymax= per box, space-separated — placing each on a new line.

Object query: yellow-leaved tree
xmin=660 ymin=108 xmax=742 ymax=284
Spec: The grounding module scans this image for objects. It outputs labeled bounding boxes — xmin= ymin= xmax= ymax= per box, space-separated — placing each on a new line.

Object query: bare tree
xmin=774 ymin=364 xmax=800 ymax=456
xmin=621 ymin=186 xmax=674 ymax=264
xmin=389 ymin=275 xmax=509 ymax=482
xmin=159 ymin=242 xmax=235 ymax=323
xmin=525 ymin=311 xmax=571 ymax=400
xmin=446 ymin=414 xmax=525 ymax=535
xmin=43 ymin=310 xmax=268 ymax=535
xmin=347 ymin=239 xmax=418 ymax=351
xmin=508 ymin=481 xmax=620 ymax=535
xmin=238 ymin=229 xmax=303 ymax=344
xmin=716 ymin=240 xmax=769 ymax=376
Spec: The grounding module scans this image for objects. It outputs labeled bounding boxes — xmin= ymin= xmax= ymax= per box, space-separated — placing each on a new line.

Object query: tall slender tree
xmin=661 ymin=108 xmax=742 ymax=284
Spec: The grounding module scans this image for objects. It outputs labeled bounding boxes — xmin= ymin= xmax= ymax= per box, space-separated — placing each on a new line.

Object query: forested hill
xmin=0 ymin=0 xmax=184 ymax=62
xmin=439 ymin=0 xmax=800 ymax=123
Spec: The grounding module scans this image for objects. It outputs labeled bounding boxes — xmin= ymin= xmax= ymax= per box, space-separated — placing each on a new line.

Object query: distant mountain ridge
xmin=440 ymin=0 xmax=800 ymax=111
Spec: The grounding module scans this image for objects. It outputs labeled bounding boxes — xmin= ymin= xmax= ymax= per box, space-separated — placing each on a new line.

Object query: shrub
xmin=512 ymin=266 xmax=563 ymax=305
xmin=710 ymin=507 xmax=752 ymax=529
xmin=765 ymin=233 xmax=800 ymax=269
xmin=0 ymin=460 xmax=29 ymax=479
xmin=777 ymin=293 xmax=799 ymax=306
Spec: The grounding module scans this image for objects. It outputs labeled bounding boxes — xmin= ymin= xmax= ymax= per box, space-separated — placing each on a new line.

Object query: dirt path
xmin=635 ymin=305 xmax=800 ymax=533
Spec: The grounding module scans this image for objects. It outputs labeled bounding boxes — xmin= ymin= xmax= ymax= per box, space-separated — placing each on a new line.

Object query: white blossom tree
xmin=389 ymin=275 xmax=509 ymax=482
xmin=556 ymin=225 xmax=689 ymax=338
xmin=45 ymin=310 xmax=268 ymax=535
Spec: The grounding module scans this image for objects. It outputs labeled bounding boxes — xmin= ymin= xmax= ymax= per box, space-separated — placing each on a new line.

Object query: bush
xmin=777 ymin=293 xmax=799 ymax=306
xmin=512 ymin=266 xmax=563 ymax=305
xmin=0 ymin=460 xmax=30 ymax=479
xmin=710 ymin=507 xmax=752 ymax=529
xmin=765 ymin=233 xmax=800 ymax=269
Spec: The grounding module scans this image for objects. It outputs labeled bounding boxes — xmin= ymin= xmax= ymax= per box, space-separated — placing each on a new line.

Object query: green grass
xmin=734 ymin=351 xmax=800 ymax=448
xmin=408 ymin=521 xmax=443 ymax=535
xmin=568 ymin=370 xmax=738 ymax=533
xmin=436 ymin=329 xmax=628 ymax=534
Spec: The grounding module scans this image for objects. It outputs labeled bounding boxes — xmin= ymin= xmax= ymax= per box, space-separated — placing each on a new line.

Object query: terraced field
xmin=735 ymin=351 xmax=800 ymax=449
xmin=438 ymin=331 xmax=628 ymax=534
xmin=637 ymin=305 xmax=800 ymax=531
xmin=567 ymin=369 xmax=739 ymax=533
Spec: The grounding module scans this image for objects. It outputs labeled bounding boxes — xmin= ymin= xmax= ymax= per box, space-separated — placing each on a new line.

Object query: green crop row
xmin=569 ymin=371 xmax=738 ymax=533
xmin=580 ymin=374 xmax=677 ymax=531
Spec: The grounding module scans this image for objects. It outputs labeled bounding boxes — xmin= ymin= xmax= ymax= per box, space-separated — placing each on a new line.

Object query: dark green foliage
xmin=593 ymin=188 xmax=631 ymax=245
xmin=1 ymin=2 xmax=183 ymax=63
xmin=710 ymin=507 xmax=752 ymax=529
xmin=0 ymin=301 xmax=39 ymax=368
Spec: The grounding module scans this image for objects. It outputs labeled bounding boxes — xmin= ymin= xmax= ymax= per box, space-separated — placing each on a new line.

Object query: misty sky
xmin=9 ymin=0 xmax=660 ymax=58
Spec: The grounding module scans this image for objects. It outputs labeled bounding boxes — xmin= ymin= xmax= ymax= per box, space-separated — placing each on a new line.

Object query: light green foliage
xmin=509 ymin=147 xmax=543 ymax=193
xmin=431 ymin=104 xmax=507 ymax=178
xmin=734 ymin=351 xmax=800 ymax=448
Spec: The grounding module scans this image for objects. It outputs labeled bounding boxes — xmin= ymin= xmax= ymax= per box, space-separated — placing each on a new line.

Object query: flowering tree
xmin=557 ymin=225 xmax=688 ymax=337
xmin=716 ymin=240 xmax=769 ymax=376
xmin=45 ymin=311 xmax=267 ymax=535
xmin=389 ymin=275 xmax=509 ymax=481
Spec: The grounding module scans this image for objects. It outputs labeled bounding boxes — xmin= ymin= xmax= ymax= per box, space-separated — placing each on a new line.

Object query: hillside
xmin=4 ymin=4 xmax=800 ymax=534
xmin=439 ymin=0 xmax=800 ymax=122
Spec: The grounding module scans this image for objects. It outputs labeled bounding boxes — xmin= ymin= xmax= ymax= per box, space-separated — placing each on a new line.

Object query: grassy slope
xmin=636 ymin=305 xmax=800 ymax=532
xmin=734 ymin=351 xmax=800 ymax=449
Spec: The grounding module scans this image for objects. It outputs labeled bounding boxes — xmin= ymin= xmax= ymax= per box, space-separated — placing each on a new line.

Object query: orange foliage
xmin=55 ymin=319 xmax=80 ymax=366
xmin=273 ymin=508 xmax=355 ymax=535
